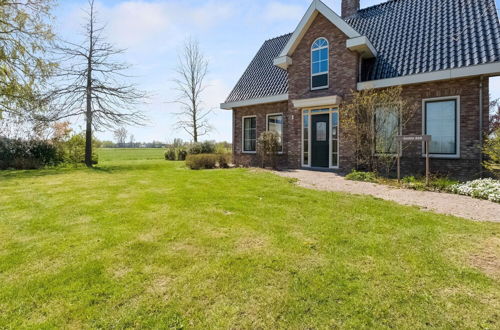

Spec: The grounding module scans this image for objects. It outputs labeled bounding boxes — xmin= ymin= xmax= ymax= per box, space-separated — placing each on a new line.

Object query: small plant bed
xmin=345 ymin=170 xmax=500 ymax=203
xmin=450 ymin=179 xmax=500 ymax=203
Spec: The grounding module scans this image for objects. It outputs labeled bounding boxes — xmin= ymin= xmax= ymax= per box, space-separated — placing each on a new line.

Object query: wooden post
xmin=425 ymin=140 xmax=430 ymax=186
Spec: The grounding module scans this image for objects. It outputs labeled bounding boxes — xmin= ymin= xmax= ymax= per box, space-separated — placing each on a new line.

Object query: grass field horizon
xmin=0 ymin=149 xmax=499 ymax=328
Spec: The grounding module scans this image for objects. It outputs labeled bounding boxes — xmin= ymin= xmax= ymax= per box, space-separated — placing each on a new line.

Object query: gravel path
xmin=274 ymin=169 xmax=500 ymax=222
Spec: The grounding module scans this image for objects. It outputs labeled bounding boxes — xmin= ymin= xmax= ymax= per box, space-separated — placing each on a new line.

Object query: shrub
xmin=484 ymin=130 xmax=500 ymax=178
xmin=450 ymin=179 xmax=500 ymax=203
xmin=63 ymin=133 xmax=98 ymax=165
xmin=177 ymin=148 xmax=188 ymax=161
xmin=185 ymin=154 xmax=217 ymax=170
xmin=0 ymin=138 xmax=62 ymax=170
xmin=345 ymin=170 xmax=377 ymax=183
xmin=215 ymin=141 xmax=232 ymax=154
xmin=257 ymin=131 xmax=280 ymax=169
xmin=187 ymin=141 xmax=216 ymax=155
xmin=217 ymin=153 xmax=232 ymax=168
xmin=165 ymin=147 xmax=188 ymax=161
xmin=165 ymin=148 xmax=176 ymax=161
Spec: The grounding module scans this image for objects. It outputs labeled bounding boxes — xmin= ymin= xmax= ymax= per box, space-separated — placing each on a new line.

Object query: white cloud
xmin=263 ymin=2 xmax=305 ymax=22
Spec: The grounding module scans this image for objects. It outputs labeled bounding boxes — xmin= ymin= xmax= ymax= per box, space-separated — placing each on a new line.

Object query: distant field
xmin=98 ymin=148 xmax=165 ymax=162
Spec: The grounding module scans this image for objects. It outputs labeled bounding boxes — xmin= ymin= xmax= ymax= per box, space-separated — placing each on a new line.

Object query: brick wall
xmin=232 ymin=102 xmax=289 ymax=167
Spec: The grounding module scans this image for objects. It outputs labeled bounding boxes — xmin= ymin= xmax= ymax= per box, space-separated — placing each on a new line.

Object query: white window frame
xmin=310 ymin=37 xmax=329 ymax=91
xmin=242 ymin=115 xmax=257 ymax=154
xmin=422 ymin=96 xmax=460 ymax=159
xmin=266 ymin=113 xmax=284 ymax=153
xmin=301 ymin=107 xmax=339 ymax=169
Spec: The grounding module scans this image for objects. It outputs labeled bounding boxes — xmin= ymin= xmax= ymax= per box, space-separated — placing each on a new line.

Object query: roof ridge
xmin=264 ymin=32 xmax=293 ymax=43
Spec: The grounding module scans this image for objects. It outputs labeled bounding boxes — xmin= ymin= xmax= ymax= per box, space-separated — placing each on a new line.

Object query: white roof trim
xmin=292 ymin=95 xmax=343 ymax=108
xmin=346 ymin=36 xmax=377 ymax=58
xmin=273 ymin=56 xmax=293 ymax=70
xmin=220 ymin=94 xmax=289 ymax=110
xmin=357 ymin=62 xmax=500 ymax=90
xmin=278 ymin=0 xmax=361 ymax=58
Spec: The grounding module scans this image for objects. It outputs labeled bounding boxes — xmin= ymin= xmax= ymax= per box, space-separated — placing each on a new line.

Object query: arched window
xmin=311 ymin=38 xmax=329 ymax=90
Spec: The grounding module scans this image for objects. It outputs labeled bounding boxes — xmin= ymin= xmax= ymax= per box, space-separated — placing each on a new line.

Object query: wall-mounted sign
xmin=396 ymin=135 xmax=432 ymax=142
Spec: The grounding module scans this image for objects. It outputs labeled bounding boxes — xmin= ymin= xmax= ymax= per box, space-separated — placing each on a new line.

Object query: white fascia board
xmin=357 ymin=62 xmax=500 ymax=90
xmin=273 ymin=56 xmax=293 ymax=70
xmin=220 ymin=94 xmax=289 ymax=110
xmin=292 ymin=95 xmax=343 ymax=108
xmin=278 ymin=0 xmax=361 ymax=58
xmin=346 ymin=36 xmax=377 ymax=58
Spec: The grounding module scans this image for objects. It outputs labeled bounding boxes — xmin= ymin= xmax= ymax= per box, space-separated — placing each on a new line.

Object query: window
xmin=331 ymin=112 xmax=339 ymax=167
xmin=267 ymin=114 xmax=283 ymax=152
xmin=375 ymin=107 xmax=399 ymax=154
xmin=424 ymin=98 xmax=459 ymax=156
xmin=242 ymin=116 xmax=256 ymax=152
xmin=311 ymin=38 xmax=329 ymax=90
xmin=303 ymin=112 xmax=309 ymax=165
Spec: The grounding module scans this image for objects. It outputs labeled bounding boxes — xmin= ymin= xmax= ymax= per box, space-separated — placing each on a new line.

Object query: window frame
xmin=310 ymin=37 xmax=329 ymax=91
xmin=266 ymin=113 xmax=284 ymax=153
xmin=241 ymin=115 xmax=257 ymax=154
xmin=422 ymin=96 xmax=460 ymax=159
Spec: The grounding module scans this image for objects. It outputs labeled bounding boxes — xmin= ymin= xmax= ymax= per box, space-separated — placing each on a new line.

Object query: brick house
xmin=221 ymin=0 xmax=500 ymax=179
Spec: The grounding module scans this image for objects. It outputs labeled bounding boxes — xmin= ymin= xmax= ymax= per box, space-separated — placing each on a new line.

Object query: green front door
xmin=311 ymin=114 xmax=329 ymax=168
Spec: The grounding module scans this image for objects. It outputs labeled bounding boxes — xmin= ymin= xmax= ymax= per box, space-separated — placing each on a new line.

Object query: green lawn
xmin=98 ymin=148 xmax=165 ymax=161
xmin=0 ymin=150 xmax=499 ymax=328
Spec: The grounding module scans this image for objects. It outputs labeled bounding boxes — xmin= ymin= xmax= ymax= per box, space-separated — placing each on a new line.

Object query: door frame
xmin=301 ymin=106 xmax=339 ymax=169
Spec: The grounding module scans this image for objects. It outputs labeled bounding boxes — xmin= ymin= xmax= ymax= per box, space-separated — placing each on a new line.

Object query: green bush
xmin=345 ymin=170 xmax=377 ymax=183
xmin=257 ymin=131 xmax=280 ymax=169
xmin=185 ymin=154 xmax=218 ymax=170
xmin=0 ymin=138 xmax=62 ymax=170
xmin=165 ymin=147 xmax=188 ymax=161
xmin=215 ymin=141 xmax=232 ymax=154
xmin=63 ymin=133 xmax=98 ymax=165
xmin=217 ymin=153 xmax=232 ymax=168
xmin=484 ymin=130 xmax=500 ymax=178
xmin=187 ymin=141 xmax=216 ymax=155
xmin=177 ymin=148 xmax=188 ymax=161
xmin=165 ymin=148 xmax=176 ymax=161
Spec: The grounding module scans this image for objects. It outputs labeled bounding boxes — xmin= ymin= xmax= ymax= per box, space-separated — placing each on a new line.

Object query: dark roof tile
xmin=225 ymin=0 xmax=500 ymax=104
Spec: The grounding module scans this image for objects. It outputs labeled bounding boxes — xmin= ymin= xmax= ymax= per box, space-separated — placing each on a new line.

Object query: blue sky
xmin=54 ymin=0 xmax=500 ymax=143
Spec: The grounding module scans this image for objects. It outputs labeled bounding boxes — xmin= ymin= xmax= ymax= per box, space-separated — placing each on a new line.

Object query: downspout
xmin=479 ymin=76 xmax=484 ymax=178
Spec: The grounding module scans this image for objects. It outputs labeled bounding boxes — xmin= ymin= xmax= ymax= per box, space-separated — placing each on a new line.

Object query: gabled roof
xmin=223 ymin=33 xmax=291 ymax=105
xmin=278 ymin=0 xmax=362 ymax=57
xmin=348 ymin=0 xmax=500 ymax=82
xmin=222 ymin=0 xmax=500 ymax=108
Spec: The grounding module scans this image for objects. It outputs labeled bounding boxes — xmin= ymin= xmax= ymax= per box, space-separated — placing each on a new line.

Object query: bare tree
xmin=129 ymin=134 xmax=135 ymax=148
xmin=172 ymin=38 xmax=212 ymax=142
xmin=45 ymin=0 xmax=147 ymax=167
xmin=343 ymin=86 xmax=418 ymax=175
xmin=113 ymin=127 xmax=127 ymax=147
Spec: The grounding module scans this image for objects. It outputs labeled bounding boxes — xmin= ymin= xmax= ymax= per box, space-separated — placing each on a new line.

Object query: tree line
xmin=0 ymin=0 xmax=212 ymax=167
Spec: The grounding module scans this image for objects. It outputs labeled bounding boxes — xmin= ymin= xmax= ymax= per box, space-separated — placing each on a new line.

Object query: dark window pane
xmin=312 ymin=74 xmax=328 ymax=89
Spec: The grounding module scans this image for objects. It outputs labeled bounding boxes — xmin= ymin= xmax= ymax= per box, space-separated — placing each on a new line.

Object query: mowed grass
xmin=0 ymin=150 xmax=499 ymax=328
xmin=98 ymin=148 xmax=165 ymax=161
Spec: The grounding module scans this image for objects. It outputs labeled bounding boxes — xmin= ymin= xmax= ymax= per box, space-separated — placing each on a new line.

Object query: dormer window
xmin=311 ymin=37 xmax=329 ymax=90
